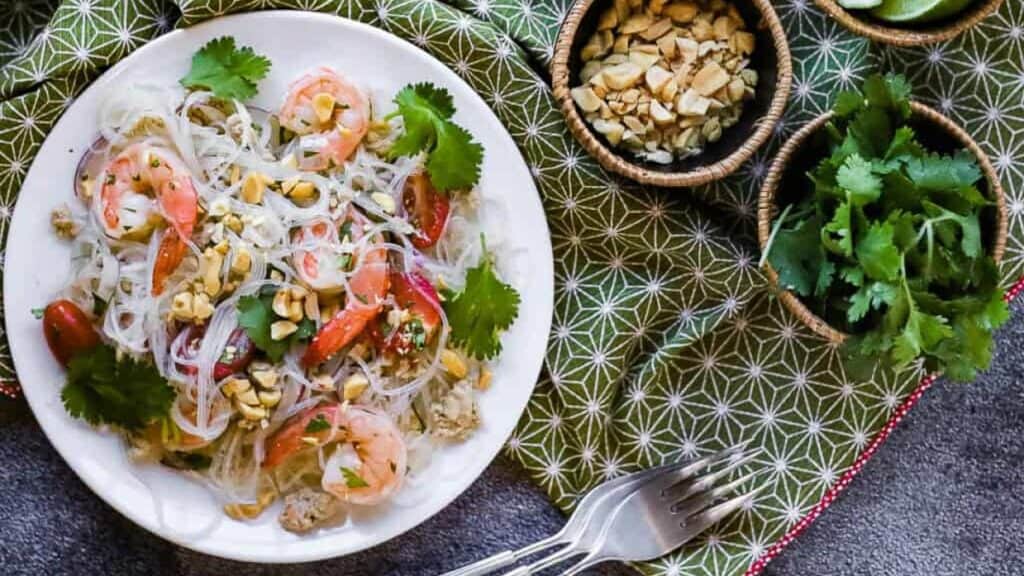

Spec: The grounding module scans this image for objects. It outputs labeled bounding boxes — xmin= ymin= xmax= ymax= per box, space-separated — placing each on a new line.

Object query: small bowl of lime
xmin=813 ymin=0 xmax=1004 ymax=45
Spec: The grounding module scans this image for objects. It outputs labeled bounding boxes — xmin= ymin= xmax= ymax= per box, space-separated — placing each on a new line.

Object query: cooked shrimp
xmin=95 ymin=144 xmax=199 ymax=295
xmin=291 ymin=209 xmax=375 ymax=294
xmin=96 ymin=144 xmax=198 ymax=240
xmin=301 ymin=245 xmax=388 ymax=366
xmin=263 ymin=404 xmax=342 ymax=469
xmin=300 ymin=211 xmax=390 ymax=366
xmin=321 ymin=405 xmax=406 ymax=505
xmin=291 ymin=220 xmax=347 ymax=294
xmin=264 ymin=403 xmax=407 ymax=506
xmin=279 ymin=67 xmax=369 ymax=171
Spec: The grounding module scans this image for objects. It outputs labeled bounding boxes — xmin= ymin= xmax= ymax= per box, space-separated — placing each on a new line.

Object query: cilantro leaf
xmin=237 ymin=290 xmax=316 ymax=362
xmin=180 ymin=36 xmax=271 ymax=101
xmin=892 ymin=309 xmax=953 ymax=365
xmin=884 ymin=126 xmax=924 ymax=160
xmin=341 ymin=466 xmax=370 ymax=488
xmin=428 ymin=120 xmax=484 ymax=191
xmin=840 ymin=266 xmax=865 ymax=287
xmin=443 ymin=241 xmax=521 ymax=360
xmin=837 ymin=154 xmax=882 ymax=206
xmin=863 ymin=73 xmax=911 ymax=118
xmin=822 ymin=202 xmax=853 ymax=257
xmin=767 ymin=215 xmax=831 ymax=297
xmin=856 ymin=222 xmax=901 ymax=282
xmin=61 ymin=344 xmax=174 ymax=431
xmin=389 ymin=83 xmax=484 ymax=191
xmin=848 ymin=107 xmax=892 ymax=158
xmin=905 ymin=150 xmax=981 ymax=191
xmin=832 ymin=90 xmax=864 ymax=118
xmin=848 ymin=282 xmax=898 ymax=323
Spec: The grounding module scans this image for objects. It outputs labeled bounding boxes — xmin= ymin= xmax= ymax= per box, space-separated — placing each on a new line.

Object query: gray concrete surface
xmin=1 ymin=301 xmax=1022 ymax=575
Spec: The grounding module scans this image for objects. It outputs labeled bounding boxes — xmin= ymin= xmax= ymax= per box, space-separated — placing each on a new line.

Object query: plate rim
xmin=3 ymin=10 xmax=553 ymax=563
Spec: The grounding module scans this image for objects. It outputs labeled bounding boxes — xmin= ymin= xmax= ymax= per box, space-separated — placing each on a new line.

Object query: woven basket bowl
xmin=551 ymin=0 xmax=792 ymax=187
xmin=812 ymin=0 xmax=1005 ymax=46
xmin=757 ymin=101 xmax=1008 ymax=343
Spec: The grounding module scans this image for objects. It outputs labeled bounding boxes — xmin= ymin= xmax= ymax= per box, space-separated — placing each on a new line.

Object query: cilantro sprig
xmin=442 ymin=236 xmax=520 ymax=360
xmin=61 ymin=344 xmax=174 ymax=431
xmin=237 ymin=286 xmax=316 ymax=362
xmin=762 ymin=74 xmax=1008 ymax=381
xmin=387 ymin=83 xmax=484 ymax=191
xmin=180 ymin=36 xmax=271 ymax=101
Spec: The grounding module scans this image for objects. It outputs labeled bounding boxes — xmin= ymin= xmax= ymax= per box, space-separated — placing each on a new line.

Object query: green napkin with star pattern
xmin=2 ymin=1 xmax=1023 ymax=574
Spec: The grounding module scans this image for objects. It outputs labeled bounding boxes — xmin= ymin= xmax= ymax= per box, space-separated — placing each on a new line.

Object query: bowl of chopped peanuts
xmin=552 ymin=0 xmax=792 ymax=187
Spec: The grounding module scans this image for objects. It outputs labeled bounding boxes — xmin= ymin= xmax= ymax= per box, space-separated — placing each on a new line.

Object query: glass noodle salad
xmin=39 ymin=37 xmax=520 ymax=532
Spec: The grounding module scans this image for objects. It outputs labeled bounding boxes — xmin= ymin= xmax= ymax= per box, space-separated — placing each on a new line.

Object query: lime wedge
xmin=870 ymin=0 xmax=974 ymax=23
xmin=837 ymin=0 xmax=883 ymax=9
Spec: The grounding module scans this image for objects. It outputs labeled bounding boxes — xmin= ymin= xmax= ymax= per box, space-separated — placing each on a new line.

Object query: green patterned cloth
xmin=2 ymin=0 xmax=1022 ymax=573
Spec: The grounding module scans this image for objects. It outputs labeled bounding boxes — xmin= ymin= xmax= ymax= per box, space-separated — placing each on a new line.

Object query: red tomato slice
xmin=390 ymin=271 xmax=441 ymax=334
xmin=403 ymin=172 xmax=449 ymax=249
xmin=178 ymin=326 xmax=255 ymax=380
xmin=370 ymin=272 xmax=442 ymax=356
xmin=42 ymin=300 xmax=100 ymax=366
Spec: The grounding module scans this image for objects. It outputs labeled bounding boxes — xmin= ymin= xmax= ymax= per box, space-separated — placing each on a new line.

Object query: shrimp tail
xmin=151 ymin=229 xmax=188 ymax=296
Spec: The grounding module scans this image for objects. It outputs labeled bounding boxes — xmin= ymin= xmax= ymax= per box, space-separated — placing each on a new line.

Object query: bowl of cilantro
xmin=758 ymin=73 xmax=1008 ymax=381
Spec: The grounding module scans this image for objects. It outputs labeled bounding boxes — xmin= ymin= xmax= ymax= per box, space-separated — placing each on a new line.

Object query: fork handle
xmin=560 ymin=552 xmax=603 ymax=576
xmin=439 ymin=551 xmax=517 ymax=576
xmin=439 ymin=534 xmax=564 ymax=576
xmin=503 ymin=546 xmax=581 ymax=576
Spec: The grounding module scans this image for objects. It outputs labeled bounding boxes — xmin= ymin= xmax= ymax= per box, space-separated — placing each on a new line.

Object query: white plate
xmin=3 ymin=11 xmax=552 ymax=563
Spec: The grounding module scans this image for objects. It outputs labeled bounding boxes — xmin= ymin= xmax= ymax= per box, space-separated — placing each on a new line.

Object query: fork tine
xmin=662 ymin=448 xmax=761 ymax=502
xmin=677 ymin=484 xmax=769 ymax=542
xmin=649 ymin=444 xmax=748 ymax=494
xmin=670 ymin=469 xmax=762 ymax=518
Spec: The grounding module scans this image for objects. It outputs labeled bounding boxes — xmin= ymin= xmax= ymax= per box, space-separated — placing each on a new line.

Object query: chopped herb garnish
xmin=340 ymin=466 xmax=370 ymax=488
xmin=405 ymin=318 xmax=427 ymax=350
xmin=337 ymin=254 xmax=353 ymax=270
xmin=305 ymin=413 xmax=330 ymax=433
xmin=339 ymin=221 xmax=353 ymax=240
xmin=31 ymin=307 xmax=44 ymax=319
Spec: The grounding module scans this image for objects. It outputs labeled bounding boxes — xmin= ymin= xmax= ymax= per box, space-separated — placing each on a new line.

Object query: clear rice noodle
xmin=56 ymin=70 xmax=508 ymax=531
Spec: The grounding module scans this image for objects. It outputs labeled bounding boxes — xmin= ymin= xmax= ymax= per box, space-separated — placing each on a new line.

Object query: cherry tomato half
xmin=403 ymin=172 xmax=449 ymax=249
xmin=178 ymin=325 xmax=255 ymax=380
xmin=42 ymin=300 xmax=100 ymax=366
xmin=371 ymin=272 xmax=442 ymax=355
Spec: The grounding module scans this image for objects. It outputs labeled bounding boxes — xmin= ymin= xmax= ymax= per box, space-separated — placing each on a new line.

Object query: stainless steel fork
xmin=504 ymin=448 xmax=766 ymax=576
xmin=439 ymin=456 xmax=699 ymax=576
xmin=440 ymin=445 xmax=751 ymax=576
